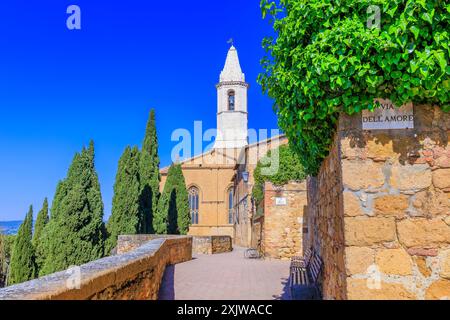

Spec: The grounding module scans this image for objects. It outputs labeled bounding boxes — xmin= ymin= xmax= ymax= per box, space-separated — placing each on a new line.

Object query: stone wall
xmin=0 ymin=236 xmax=192 ymax=300
xmin=192 ymin=236 xmax=233 ymax=255
xmin=308 ymin=104 xmax=450 ymax=300
xmin=261 ymin=181 xmax=307 ymax=260
xmin=306 ymin=135 xmax=347 ymax=300
xmin=251 ymin=216 xmax=264 ymax=250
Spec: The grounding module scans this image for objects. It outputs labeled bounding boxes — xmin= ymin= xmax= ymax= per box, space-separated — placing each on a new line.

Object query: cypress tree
xmin=32 ymin=198 xmax=49 ymax=248
xmin=39 ymin=141 xmax=106 ymax=276
xmin=106 ymin=146 xmax=141 ymax=254
xmin=8 ymin=206 xmax=36 ymax=285
xmin=0 ymin=231 xmax=7 ymax=287
xmin=155 ymin=164 xmax=190 ymax=235
xmin=33 ymin=198 xmax=49 ymax=272
xmin=139 ymin=109 xmax=161 ymax=234
xmin=172 ymin=164 xmax=190 ymax=235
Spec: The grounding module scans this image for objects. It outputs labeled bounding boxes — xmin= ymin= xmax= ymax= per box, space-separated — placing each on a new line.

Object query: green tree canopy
xmin=8 ymin=206 xmax=36 ymax=285
xmin=154 ymin=164 xmax=190 ymax=235
xmin=106 ymin=146 xmax=141 ymax=254
xmin=252 ymin=144 xmax=306 ymax=202
xmin=259 ymin=0 xmax=450 ymax=175
xmin=39 ymin=141 xmax=106 ymax=276
xmin=139 ymin=109 xmax=161 ymax=234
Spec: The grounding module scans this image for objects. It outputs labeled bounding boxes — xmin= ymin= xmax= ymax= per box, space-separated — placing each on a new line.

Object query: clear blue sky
xmin=0 ymin=0 xmax=279 ymax=221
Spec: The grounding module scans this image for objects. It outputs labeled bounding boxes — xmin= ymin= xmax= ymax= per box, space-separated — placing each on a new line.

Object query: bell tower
xmin=214 ymin=45 xmax=249 ymax=149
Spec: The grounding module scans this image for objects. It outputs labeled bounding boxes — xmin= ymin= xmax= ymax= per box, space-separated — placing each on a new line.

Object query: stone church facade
xmin=160 ymin=46 xmax=286 ymax=242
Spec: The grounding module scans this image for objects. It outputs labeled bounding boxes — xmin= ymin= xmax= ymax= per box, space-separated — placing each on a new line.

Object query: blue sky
xmin=0 ymin=0 xmax=279 ymax=221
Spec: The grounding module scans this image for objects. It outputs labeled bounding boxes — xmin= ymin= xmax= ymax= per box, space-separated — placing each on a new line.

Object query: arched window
xmin=228 ymin=90 xmax=235 ymax=111
xmin=189 ymin=187 xmax=199 ymax=225
xmin=228 ymin=188 xmax=234 ymax=224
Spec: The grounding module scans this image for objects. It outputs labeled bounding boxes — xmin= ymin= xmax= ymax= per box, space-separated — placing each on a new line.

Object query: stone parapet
xmin=0 ymin=236 xmax=192 ymax=300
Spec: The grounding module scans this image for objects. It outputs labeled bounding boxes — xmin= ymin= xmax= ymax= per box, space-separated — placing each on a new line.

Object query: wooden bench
xmin=290 ymin=248 xmax=312 ymax=268
xmin=290 ymin=249 xmax=323 ymax=300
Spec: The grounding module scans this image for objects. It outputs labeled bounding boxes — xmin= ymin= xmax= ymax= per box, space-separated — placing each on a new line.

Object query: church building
xmin=160 ymin=45 xmax=287 ymax=245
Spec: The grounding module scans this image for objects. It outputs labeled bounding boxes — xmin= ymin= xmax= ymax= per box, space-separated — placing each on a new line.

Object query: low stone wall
xmin=192 ymin=236 xmax=233 ymax=254
xmin=263 ymin=181 xmax=307 ymax=260
xmin=0 ymin=236 xmax=192 ymax=300
xmin=308 ymin=104 xmax=450 ymax=300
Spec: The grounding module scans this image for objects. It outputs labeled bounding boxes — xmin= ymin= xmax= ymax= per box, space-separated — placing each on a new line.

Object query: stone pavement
xmin=159 ymin=247 xmax=291 ymax=300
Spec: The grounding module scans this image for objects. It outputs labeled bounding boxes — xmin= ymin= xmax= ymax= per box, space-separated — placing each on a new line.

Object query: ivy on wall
xmin=252 ymin=144 xmax=306 ymax=202
xmin=259 ymin=0 xmax=450 ymax=175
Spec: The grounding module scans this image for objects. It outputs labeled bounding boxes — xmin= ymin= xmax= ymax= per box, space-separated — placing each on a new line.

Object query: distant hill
xmin=0 ymin=221 xmax=22 ymax=235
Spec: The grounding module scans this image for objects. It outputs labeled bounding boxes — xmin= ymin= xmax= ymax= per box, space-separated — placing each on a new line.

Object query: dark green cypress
xmin=33 ymin=198 xmax=49 ymax=272
xmin=154 ymin=164 xmax=190 ymax=235
xmin=0 ymin=234 xmax=15 ymax=287
xmin=8 ymin=206 xmax=36 ymax=285
xmin=106 ymin=146 xmax=141 ymax=254
xmin=32 ymin=198 xmax=49 ymax=248
xmin=0 ymin=231 xmax=8 ymax=287
xmin=139 ymin=109 xmax=161 ymax=234
xmin=172 ymin=164 xmax=190 ymax=235
xmin=39 ymin=141 xmax=106 ymax=276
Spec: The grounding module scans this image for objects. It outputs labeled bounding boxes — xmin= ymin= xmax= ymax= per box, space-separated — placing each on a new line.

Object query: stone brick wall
xmin=262 ymin=181 xmax=307 ymax=260
xmin=306 ymin=135 xmax=347 ymax=300
xmin=0 ymin=236 xmax=192 ymax=300
xmin=192 ymin=236 xmax=233 ymax=254
xmin=309 ymin=104 xmax=450 ymax=300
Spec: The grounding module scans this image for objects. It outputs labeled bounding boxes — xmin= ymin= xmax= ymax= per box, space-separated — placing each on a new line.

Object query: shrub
xmin=252 ymin=144 xmax=306 ymax=202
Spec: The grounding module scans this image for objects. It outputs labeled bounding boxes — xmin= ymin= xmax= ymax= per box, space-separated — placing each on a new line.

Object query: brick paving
xmin=159 ymin=247 xmax=291 ymax=300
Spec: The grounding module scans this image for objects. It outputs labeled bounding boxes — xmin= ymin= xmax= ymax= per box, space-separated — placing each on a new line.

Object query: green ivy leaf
xmin=391 ymin=71 xmax=402 ymax=79
xmin=410 ymin=26 xmax=420 ymax=40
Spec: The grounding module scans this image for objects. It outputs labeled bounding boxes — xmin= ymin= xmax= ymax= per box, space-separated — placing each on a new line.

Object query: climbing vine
xmin=252 ymin=144 xmax=306 ymax=202
xmin=259 ymin=0 xmax=450 ymax=175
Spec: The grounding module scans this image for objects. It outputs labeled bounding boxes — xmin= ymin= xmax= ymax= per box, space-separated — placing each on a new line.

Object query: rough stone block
xmin=412 ymin=189 xmax=450 ymax=217
xmin=414 ymin=256 xmax=432 ymax=277
xmin=344 ymin=217 xmax=396 ymax=246
xmin=432 ymin=169 xmax=450 ymax=189
xmin=440 ymin=249 xmax=450 ymax=279
xmin=366 ymin=135 xmax=400 ymax=159
xmin=374 ymin=194 xmax=409 ymax=217
xmin=375 ymin=248 xmax=413 ymax=275
xmin=407 ymin=247 xmax=438 ymax=257
xmin=346 ymin=278 xmax=415 ymax=300
xmin=397 ymin=218 xmax=450 ymax=248
xmin=343 ymin=192 xmax=364 ymax=217
xmin=389 ymin=163 xmax=432 ymax=191
xmin=342 ymin=160 xmax=385 ymax=191
xmin=345 ymin=246 xmax=374 ymax=275
xmin=425 ymin=279 xmax=450 ymax=300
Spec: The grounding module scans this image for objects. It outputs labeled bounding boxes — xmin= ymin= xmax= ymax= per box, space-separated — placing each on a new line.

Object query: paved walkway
xmin=159 ymin=247 xmax=291 ymax=300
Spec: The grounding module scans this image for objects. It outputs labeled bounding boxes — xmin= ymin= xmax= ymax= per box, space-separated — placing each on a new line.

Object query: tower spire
xmin=220 ymin=45 xmax=245 ymax=83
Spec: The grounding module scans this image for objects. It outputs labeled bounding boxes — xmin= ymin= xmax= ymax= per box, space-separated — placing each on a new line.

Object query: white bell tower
xmin=214 ymin=45 xmax=249 ymax=149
